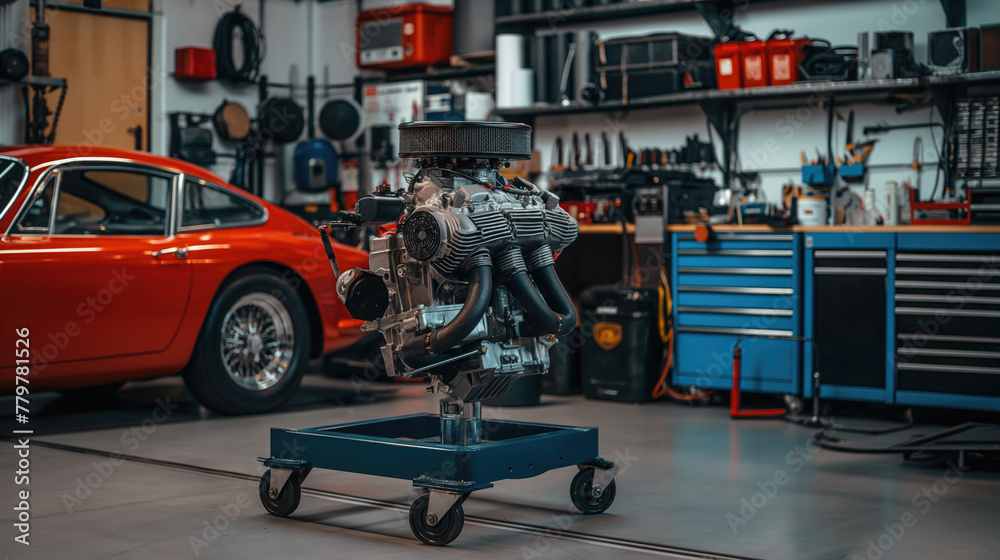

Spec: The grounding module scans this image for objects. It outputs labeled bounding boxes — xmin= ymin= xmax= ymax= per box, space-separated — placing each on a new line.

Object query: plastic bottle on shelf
xmin=864 ymin=187 xmax=878 ymax=225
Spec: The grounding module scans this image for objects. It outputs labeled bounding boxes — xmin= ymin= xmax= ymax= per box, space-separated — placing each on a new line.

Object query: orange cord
xmin=651 ymin=335 xmax=674 ymax=399
xmin=652 ymin=336 xmax=715 ymax=401
xmin=650 ymin=268 xmax=716 ymax=402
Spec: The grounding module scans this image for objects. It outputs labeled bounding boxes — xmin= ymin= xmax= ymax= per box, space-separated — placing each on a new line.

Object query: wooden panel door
xmin=34 ymin=0 xmax=150 ymax=150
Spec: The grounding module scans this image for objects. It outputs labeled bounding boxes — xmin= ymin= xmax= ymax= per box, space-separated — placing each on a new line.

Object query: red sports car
xmin=0 ymin=145 xmax=369 ymax=414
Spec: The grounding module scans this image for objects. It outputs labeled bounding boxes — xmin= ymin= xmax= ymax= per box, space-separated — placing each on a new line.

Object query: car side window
xmin=182 ymin=180 xmax=265 ymax=229
xmin=58 ymin=168 xmax=171 ymax=236
xmin=14 ymin=174 xmax=56 ymax=234
xmin=14 ymin=167 xmax=172 ymax=236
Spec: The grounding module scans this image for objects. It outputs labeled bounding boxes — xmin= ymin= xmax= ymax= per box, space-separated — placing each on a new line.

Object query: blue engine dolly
xmin=257 ymin=412 xmax=618 ymax=546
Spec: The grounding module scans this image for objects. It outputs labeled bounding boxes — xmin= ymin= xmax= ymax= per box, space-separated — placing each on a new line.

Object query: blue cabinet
xmin=671 ymin=232 xmax=802 ymax=395
xmin=669 ymin=229 xmax=999 ymax=410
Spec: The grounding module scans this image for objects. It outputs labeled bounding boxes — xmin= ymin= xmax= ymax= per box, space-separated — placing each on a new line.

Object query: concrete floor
xmin=2 ymin=376 xmax=999 ymax=560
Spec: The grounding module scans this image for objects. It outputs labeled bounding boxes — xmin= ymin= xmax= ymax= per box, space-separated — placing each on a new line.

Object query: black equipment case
xmin=580 ymin=286 xmax=663 ymax=403
xmin=594 ymin=33 xmax=713 ymax=103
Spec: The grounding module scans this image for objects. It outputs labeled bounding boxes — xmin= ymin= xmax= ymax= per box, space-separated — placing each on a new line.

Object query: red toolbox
xmin=356 ymin=3 xmax=453 ymax=69
xmin=740 ymin=38 xmax=769 ymax=87
xmin=713 ymin=41 xmax=743 ymax=89
xmin=175 ymin=47 xmax=215 ymax=81
xmin=766 ymin=31 xmax=811 ymax=86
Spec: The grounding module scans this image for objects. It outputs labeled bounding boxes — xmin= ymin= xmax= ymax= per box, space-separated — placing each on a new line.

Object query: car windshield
xmin=0 ymin=157 xmax=29 ymax=220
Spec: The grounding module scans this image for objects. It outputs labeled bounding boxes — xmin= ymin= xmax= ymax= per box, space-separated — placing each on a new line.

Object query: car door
xmin=0 ymin=161 xmax=193 ymax=368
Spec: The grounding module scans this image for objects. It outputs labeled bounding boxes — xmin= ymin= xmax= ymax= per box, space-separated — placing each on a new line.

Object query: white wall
xmin=531 ymin=0 xmax=1000 ymax=214
xmin=151 ymin=0 xmax=360 ymax=202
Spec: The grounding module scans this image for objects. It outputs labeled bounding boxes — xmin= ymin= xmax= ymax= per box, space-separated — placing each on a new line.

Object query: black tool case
xmin=594 ymin=33 xmax=713 ymax=103
xmin=580 ymin=286 xmax=664 ymax=403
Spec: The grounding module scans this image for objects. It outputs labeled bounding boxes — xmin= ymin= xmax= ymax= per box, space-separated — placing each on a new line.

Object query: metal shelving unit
xmin=496 ymin=0 xmax=967 ymax=33
xmin=495 ymin=71 xmax=1000 ymax=118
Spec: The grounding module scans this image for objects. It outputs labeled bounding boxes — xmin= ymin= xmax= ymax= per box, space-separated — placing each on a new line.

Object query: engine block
xmin=336 ymin=122 xmax=579 ymax=403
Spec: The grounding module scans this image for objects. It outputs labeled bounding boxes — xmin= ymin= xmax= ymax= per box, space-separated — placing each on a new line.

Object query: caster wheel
xmin=783 ymin=395 xmax=803 ymax=414
xmin=259 ymin=470 xmax=301 ymax=517
xmin=409 ymin=494 xmax=464 ymax=546
xmin=570 ymin=468 xmax=616 ymax=514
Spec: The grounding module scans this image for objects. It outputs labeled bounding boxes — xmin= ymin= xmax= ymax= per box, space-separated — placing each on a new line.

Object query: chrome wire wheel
xmin=220 ymin=293 xmax=294 ymax=391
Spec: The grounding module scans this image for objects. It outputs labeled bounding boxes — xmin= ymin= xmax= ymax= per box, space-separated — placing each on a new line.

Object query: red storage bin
xmin=175 ymin=47 xmax=215 ymax=81
xmin=766 ymin=31 xmax=811 ymax=86
xmin=740 ymin=39 xmax=768 ymax=87
xmin=356 ymin=3 xmax=453 ymax=70
xmin=713 ymin=41 xmax=742 ymax=90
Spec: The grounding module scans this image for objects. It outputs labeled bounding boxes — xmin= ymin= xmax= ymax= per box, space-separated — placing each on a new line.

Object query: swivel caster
xmin=259 ymin=469 xmax=301 ymax=517
xmin=570 ymin=467 xmax=616 ymax=514
xmin=408 ymin=493 xmax=465 ymax=546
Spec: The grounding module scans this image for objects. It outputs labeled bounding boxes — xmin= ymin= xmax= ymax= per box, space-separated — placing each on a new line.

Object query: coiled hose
xmin=214 ymin=7 xmax=265 ymax=85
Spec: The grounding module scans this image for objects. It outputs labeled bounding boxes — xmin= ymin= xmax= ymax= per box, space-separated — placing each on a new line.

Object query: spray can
xmin=884 ymin=181 xmax=898 ymax=226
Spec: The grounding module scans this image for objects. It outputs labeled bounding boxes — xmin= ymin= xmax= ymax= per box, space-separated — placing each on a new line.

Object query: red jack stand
xmin=730 ymin=346 xmax=787 ymax=419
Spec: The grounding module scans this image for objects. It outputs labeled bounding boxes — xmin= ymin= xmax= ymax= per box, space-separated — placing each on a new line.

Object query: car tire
xmin=183 ymin=269 xmax=310 ymax=415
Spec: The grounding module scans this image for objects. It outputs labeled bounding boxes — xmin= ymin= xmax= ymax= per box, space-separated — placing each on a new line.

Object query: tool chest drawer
xmin=803 ymin=232 xmax=895 ymax=404
xmin=894 ymin=233 xmax=1000 ymax=411
xmin=671 ymin=232 xmax=801 ymax=394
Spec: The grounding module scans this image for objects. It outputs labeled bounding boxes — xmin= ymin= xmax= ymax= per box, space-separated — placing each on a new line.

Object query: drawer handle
xmin=677 ymin=306 xmax=794 ymax=317
xmin=896 ymin=307 xmax=1000 ymax=318
xmin=678 ymin=249 xmax=794 ymax=256
xmin=898 ymin=333 xmax=1000 ymax=344
xmin=896 ymin=267 xmax=996 ymax=276
xmin=677 ymin=286 xmax=794 ymax=295
xmin=897 ymin=363 xmax=1000 ymax=375
xmin=815 ymin=250 xmax=887 ymax=258
xmin=677 ymin=326 xmax=795 ymax=337
xmin=815 ymin=267 xmax=887 ymax=276
xmin=897 ymin=253 xmax=997 ymax=263
xmin=679 ymin=267 xmax=793 ymax=276
xmin=896 ymin=294 xmax=1000 ymax=305
xmin=896 ymin=280 xmax=1000 ymax=291
xmin=898 ymin=348 xmax=1000 ymax=360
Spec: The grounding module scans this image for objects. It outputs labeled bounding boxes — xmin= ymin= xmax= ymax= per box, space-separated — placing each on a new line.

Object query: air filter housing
xmin=397 ymin=121 xmax=532 ymax=160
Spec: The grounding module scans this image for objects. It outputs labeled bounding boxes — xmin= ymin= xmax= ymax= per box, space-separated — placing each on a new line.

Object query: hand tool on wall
xmin=584 ymin=132 xmax=593 ymax=167
xmin=572 ymin=131 xmax=581 ymax=170
xmin=602 ymin=131 xmax=610 ymax=167
xmin=551 ymin=136 xmax=565 ymax=171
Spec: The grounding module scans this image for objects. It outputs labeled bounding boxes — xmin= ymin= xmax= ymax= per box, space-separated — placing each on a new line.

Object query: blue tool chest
xmin=893 ymin=233 xmax=1000 ymax=411
xmin=669 ymin=229 xmax=1000 ymax=411
xmin=671 ymin=231 xmax=802 ymax=395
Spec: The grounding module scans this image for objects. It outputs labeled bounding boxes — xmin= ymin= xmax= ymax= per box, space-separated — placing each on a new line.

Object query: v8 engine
xmin=262 ymin=123 xmax=618 ymax=546
xmin=333 ymin=121 xmax=578 ymax=404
